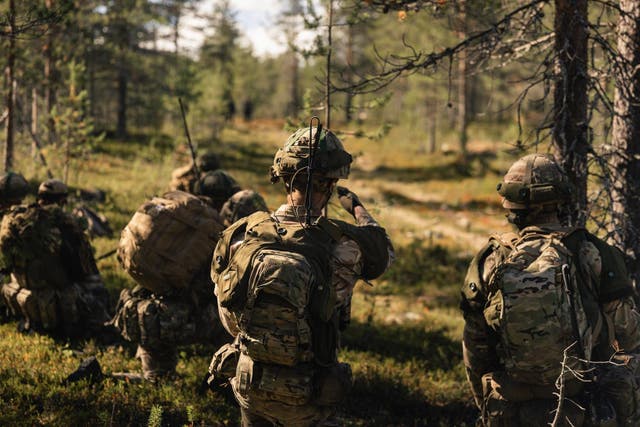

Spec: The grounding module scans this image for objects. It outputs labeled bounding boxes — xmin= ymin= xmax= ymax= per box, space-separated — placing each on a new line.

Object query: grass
xmin=0 ymin=121 xmax=518 ymax=426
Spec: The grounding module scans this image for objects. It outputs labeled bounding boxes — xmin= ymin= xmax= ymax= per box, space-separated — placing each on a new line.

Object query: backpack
xmin=118 ymin=191 xmax=224 ymax=294
xmin=169 ymin=164 xmax=197 ymax=193
xmin=484 ymin=227 xmax=594 ymax=385
xmin=211 ymin=212 xmax=350 ymax=405
xmin=0 ymin=204 xmax=96 ymax=290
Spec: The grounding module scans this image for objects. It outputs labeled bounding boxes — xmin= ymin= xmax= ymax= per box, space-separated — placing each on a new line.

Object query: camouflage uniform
xmin=111 ymin=271 xmax=225 ymax=381
xmin=209 ymin=127 xmax=394 ymax=426
xmin=0 ymin=192 xmax=111 ymax=337
xmin=111 ymin=188 xmax=263 ymax=381
xmin=461 ymin=154 xmax=640 ymax=426
xmin=0 ymin=172 xmax=30 ymax=320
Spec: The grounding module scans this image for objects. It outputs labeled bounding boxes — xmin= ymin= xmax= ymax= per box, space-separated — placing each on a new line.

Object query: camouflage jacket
xmin=460 ymin=224 xmax=640 ymax=407
xmin=0 ymin=203 xmax=99 ymax=288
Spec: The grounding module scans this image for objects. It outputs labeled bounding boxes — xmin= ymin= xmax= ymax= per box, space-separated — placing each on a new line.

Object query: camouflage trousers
xmin=480 ymin=372 xmax=587 ymax=427
xmin=481 ymin=366 xmax=640 ymax=427
xmin=1 ymin=274 xmax=110 ymax=337
xmin=224 ymin=353 xmax=352 ymax=427
xmin=111 ymin=286 xmax=227 ymax=380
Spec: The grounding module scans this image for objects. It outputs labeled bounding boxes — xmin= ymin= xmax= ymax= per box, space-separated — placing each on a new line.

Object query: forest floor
xmin=0 ymin=120 xmax=520 ymax=426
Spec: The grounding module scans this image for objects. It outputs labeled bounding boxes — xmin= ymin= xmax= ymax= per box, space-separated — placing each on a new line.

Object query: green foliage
xmin=148 ymin=404 xmax=163 ymax=427
xmin=383 ymin=240 xmax=469 ymax=299
xmin=50 ymin=60 xmax=104 ymax=182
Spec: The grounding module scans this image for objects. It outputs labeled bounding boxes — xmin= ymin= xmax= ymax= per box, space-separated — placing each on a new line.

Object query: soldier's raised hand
xmin=336 ymin=186 xmax=363 ymax=216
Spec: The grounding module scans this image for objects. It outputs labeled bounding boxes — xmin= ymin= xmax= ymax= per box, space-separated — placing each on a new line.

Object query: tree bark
xmin=552 ymin=0 xmax=589 ymax=226
xmin=44 ymin=0 xmax=57 ymax=145
xmin=4 ymin=0 xmax=16 ymax=172
xmin=457 ymin=0 xmax=468 ymax=155
xmin=325 ymin=0 xmax=333 ymax=129
xmin=609 ymin=0 xmax=640 ymax=283
xmin=344 ymin=23 xmax=354 ymax=123
xmin=31 ymin=88 xmax=38 ymax=157
xmin=116 ymin=66 xmax=128 ymax=139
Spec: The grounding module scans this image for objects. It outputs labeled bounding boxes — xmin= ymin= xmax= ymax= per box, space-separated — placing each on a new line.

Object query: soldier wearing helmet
xmin=0 ymin=177 xmax=111 ymax=338
xmin=193 ymin=169 xmax=242 ymax=210
xmin=37 ymin=179 xmax=69 ymax=207
xmin=0 ymin=172 xmax=29 ymax=211
xmin=461 ymin=153 xmax=640 ymax=426
xmin=219 ymin=189 xmax=268 ymax=227
xmin=169 ymin=151 xmax=223 ymax=193
xmin=207 ymin=126 xmax=394 ymax=426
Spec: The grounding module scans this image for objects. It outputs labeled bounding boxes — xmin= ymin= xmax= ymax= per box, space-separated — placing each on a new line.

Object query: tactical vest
xmin=211 ymin=211 xmax=345 ymax=406
xmin=484 ymin=227 xmax=595 ymax=385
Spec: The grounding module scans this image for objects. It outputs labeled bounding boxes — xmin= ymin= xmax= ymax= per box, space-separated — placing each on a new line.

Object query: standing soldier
xmin=207 ymin=126 xmax=394 ymax=426
xmin=461 ymin=153 xmax=640 ymax=426
xmin=0 ymin=179 xmax=111 ymax=337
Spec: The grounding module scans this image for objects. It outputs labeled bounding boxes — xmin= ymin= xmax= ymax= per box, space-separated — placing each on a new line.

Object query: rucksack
xmin=118 ymin=191 xmax=224 ymax=294
xmin=211 ymin=212 xmax=349 ymax=405
xmin=484 ymin=226 xmax=595 ymax=385
xmin=0 ymin=204 xmax=96 ymax=290
xmin=169 ymin=164 xmax=197 ymax=193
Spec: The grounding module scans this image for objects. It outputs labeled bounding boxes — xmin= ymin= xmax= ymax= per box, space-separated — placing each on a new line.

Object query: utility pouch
xmin=208 ymin=342 xmax=240 ymax=382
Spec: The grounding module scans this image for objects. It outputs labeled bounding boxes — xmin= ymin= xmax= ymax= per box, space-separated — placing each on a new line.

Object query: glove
xmin=336 ymin=186 xmax=363 ymax=216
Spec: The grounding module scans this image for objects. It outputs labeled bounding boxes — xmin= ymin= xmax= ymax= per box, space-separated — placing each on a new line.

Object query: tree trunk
xmin=344 ymin=23 xmax=354 ymax=123
xmin=116 ymin=66 xmax=128 ymax=139
xmin=44 ymin=0 xmax=56 ymax=145
xmin=552 ymin=0 xmax=589 ymax=226
xmin=457 ymin=0 xmax=468 ymax=155
xmin=429 ymin=99 xmax=437 ymax=154
xmin=325 ymin=0 xmax=333 ymax=129
xmin=4 ymin=0 xmax=16 ymax=172
xmin=31 ymin=88 xmax=38 ymax=157
xmin=610 ymin=0 xmax=640 ymax=284
xmin=287 ymin=52 xmax=299 ymax=117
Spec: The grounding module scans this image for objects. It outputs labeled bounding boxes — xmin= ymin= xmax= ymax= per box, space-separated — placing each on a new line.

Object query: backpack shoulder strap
xmin=582 ymin=232 xmax=634 ymax=302
xmin=462 ymin=236 xmax=513 ymax=310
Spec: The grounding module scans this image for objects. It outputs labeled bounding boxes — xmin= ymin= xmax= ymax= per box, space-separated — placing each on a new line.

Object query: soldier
xmin=37 ymin=179 xmax=69 ymax=206
xmin=0 ymin=172 xmax=29 ymax=213
xmin=169 ymin=151 xmax=222 ymax=193
xmin=0 ymin=172 xmax=30 ymax=320
xmin=461 ymin=153 xmax=640 ymax=426
xmin=111 ymin=188 xmax=266 ymax=382
xmin=0 ymin=178 xmax=111 ymax=338
xmin=219 ymin=189 xmax=268 ymax=227
xmin=194 ymin=169 xmax=242 ymax=211
xmin=207 ymin=126 xmax=394 ymax=426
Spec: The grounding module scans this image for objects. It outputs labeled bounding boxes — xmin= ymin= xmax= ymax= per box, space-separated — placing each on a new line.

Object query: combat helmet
xmin=194 ymin=170 xmax=241 ymax=206
xmin=37 ymin=179 xmax=69 ymax=205
xmin=219 ymin=189 xmax=268 ymax=226
xmin=270 ymin=127 xmax=352 ymax=183
xmin=196 ymin=152 xmax=221 ymax=173
xmin=0 ymin=172 xmax=29 ymax=206
xmin=497 ymin=153 xmax=571 ymax=210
